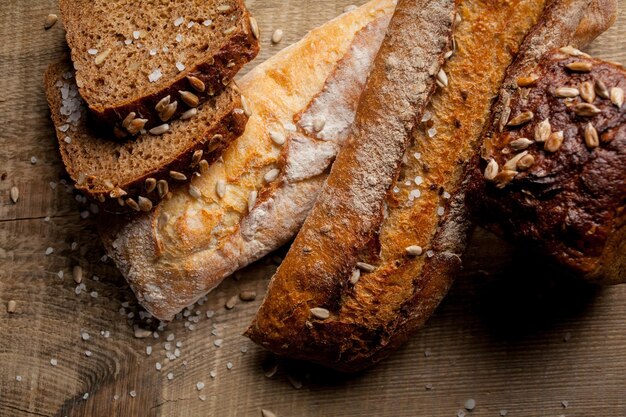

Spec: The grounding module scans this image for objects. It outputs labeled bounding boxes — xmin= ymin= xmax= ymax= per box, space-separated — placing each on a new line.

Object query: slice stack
xmin=45 ymin=0 xmax=259 ymax=211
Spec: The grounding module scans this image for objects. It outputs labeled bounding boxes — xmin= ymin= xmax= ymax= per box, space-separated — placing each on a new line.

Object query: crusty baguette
xmin=44 ymin=61 xmax=247 ymax=211
xmin=467 ymin=49 xmax=625 ymax=283
xmin=60 ymin=0 xmax=259 ymax=135
xmin=246 ymin=0 xmax=616 ymax=371
xmin=100 ymin=0 xmax=397 ymax=319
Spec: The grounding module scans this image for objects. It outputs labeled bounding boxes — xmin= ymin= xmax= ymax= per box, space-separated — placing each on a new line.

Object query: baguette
xmin=44 ymin=61 xmax=247 ymax=210
xmin=60 ymin=0 xmax=259 ymax=134
xmin=101 ymin=0 xmax=397 ymax=319
xmin=467 ymin=49 xmax=625 ymax=283
xmin=246 ymin=0 xmax=616 ymax=371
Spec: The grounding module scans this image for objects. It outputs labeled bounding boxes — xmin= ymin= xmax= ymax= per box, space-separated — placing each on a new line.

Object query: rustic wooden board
xmin=1 ymin=0 xmax=625 ymax=416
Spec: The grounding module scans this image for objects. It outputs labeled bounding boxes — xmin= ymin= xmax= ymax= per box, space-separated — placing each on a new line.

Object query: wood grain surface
xmin=0 ymin=1 xmax=625 ymax=416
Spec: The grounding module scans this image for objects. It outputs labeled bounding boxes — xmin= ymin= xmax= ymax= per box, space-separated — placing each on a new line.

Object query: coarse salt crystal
xmin=196 ymin=382 xmax=205 ymax=390
xmin=174 ymin=17 xmax=184 ymax=27
xmin=146 ymin=346 xmax=152 ymax=355
xmin=414 ymin=176 xmax=423 ymax=185
xmin=226 ymin=362 xmax=233 ymax=370
xmin=45 ymin=247 xmax=54 ymax=255
xmin=203 ymin=19 xmax=213 ymax=26
xmin=50 ymin=358 xmax=58 ymax=366
xmin=148 ymin=68 xmax=162 ymax=83
xmin=214 ymin=339 xmax=223 ymax=347
xmin=133 ymin=31 xmax=140 ymax=39
xmin=85 ymin=350 xmax=92 ymax=357
xmin=175 ymin=61 xmax=185 ymax=72
xmin=187 ymin=21 xmax=195 ymax=28
xmin=156 ymin=362 xmax=162 ymax=370
xmin=210 ymin=370 xmax=217 ymax=378
xmin=437 ymin=206 xmax=445 ymax=216
xmin=87 ymin=49 xmax=98 ymax=55
xmin=408 ymin=189 xmax=421 ymax=201
xmin=167 ymin=372 xmax=174 ymax=380
xmin=124 ymin=39 xmax=133 ymax=45
xmin=176 ymin=34 xmax=183 ymax=43
xmin=414 ymin=152 xmax=421 ymax=160
xmin=149 ymin=49 xmax=157 ymax=56
xmin=59 ymin=123 xmax=70 ymax=132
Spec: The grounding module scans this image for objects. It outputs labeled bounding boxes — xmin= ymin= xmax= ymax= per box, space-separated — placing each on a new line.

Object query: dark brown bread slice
xmin=246 ymin=0 xmax=616 ymax=372
xmin=59 ymin=0 xmax=259 ymax=134
xmin=467 ymin=50 xmax=625 ymax=283
xmin=44 ymin=61 xmax=248 ymax=212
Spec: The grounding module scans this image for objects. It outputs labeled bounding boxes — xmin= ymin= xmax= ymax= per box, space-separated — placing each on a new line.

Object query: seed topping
xmin=216 ymin=180 xmax=226 ymax=198
xmin=271 ymin=29 xmax=283 ymax=44
xmin=566 ymin=61 xmax=593 ymax=72
xmin=572 ymin=103 xmax=601 ymax=117
xmin=10 ymin=186 xmax=19 ymax=203
xmin=169 ymin=171 xmax=187 ymax=181
xmin=584 ymin=122 xmax=599 ymax=149
xmin=484 ymin=158 xmax=499 ymax=181
xmin=406 ymin=245 xmax=423 ymax=256
xmin=94 ymin=48 xmax=111 ymax=66
xmin=516 ymin=154 xmax=535 ymax=171
xmin=544 ymin=131 xmax=564 ymax=152
xmin=180 ymin=91 xmax=199 ymax=107
xmin=579 ymin=81 xmax=595 ymax=103
xmin=503 ymin=151 xmax=528 ymax=171
xmin=126 ymin=198 xmax=140 ymax=211
xmin=310 ymin=307 xmax=330 ymax=320
xmin=507 ymin=111 xmax=533 ymax=127
xmin=436 ymin=68 xmax=449 ymax=87
xmin=509 ymin=138 xmax=533 ymax=151
xmin=138 ymin=196 xmax=152 ymax=212
xmin=516 ymin=74 xmax=539 ymax=87
xmin=594 ymin=79 xmax=610 ymax=99
xmin=534 ymin=118 xmax=551 ymax=142
xmin=555 ymin=87 xmax=579 ymax=98
xmin=149 ymin=124 xmax=170 ymax=135
xmin=44 ymin=14 xmax=58 ymax=29
xmin=145 ymin=178 xmax=157 ymax=193
xmin=249 ymin=16 xmax=260 ymax=39
xmin=181 ymin=108 xmax=198 ymax=120
xmin=157 ymin=180 xmax=169 ymax=198
xmin=187 ymin=76 xmax=206 ymax=93
xmin=610 ymin=87 xmax=624 ymax=108
xmin=356 ymin=262 xmax=376 ymax=272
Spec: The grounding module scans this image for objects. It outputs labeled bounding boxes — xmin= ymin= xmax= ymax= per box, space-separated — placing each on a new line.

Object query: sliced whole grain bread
xmin=44 ymin=60 xmax=248 ymax=212
xmin=59 ymin=0 xmax=259 ymax=135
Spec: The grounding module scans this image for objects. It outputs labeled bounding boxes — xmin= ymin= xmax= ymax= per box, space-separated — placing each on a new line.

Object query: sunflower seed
xmin=498 ymin=106 xmax=511 ymax=132
xmin=516 ymin=75 xmax=539 ymax=87
xmin=509 ymin=138 xmax=533 ymax=151
xmin=73 ymin=265 xmax=83 ymax=284
xmin=94 ymin=48 xmax=111 ymax=66
xmin=544 ymin=131 xmax=564 ymax=152
xmin=198 ymin=159 xmax=209 ymax=174
xmin=507 ymin=111 xmax=533 ymax=127
xmin=189 ymin=184 xmax=202 ymax=199
xmin=566 ymin=61 xmax=592 ymax=72
xmin=134 ymin=327 xmax=152 ymax=338
xmin=144 ymin=178 xmax=156 ymax=193
xmin=573 ymin=103 xmax=601 ymax=117
xmin=349 ymin=269 xmax=360 ymax=285
xmin=138 ymin=196 xmax=152 ymax=212
xmin=579 ymin=81 xmax=595 ymax=103
xmin=239 ymin=291 xmax=257 ymax=301
xmin=10 ymin=186 xmax=18 ymax=203
xmin=534 ymin=118 xmax=551 ymax=142
xmin=169 ymin=171 xmax=187 ymax=181
xmin=584 ymin=122 xmax=599 ymax=148
xmin=504 ymin=151 xmax=529 ymax=171
xmin=269 ymin=129 xmax=286 ymax=146
xmin=264 ymin=168 xmax=280 ymax=183
xmin=516 ymin=154 xmax=535 ymax=171
xmin=310 ymin=307 xmax=330 ymax=320
xmin=249 ymin=16 xmax=260 ymax=39
xmin=261 ymin=410 xmax=277 ymax=417
xmin=122 ymin=112 xmax=136 ymax=129
xmin=155 ymin=95 xmax=171 ymax=113
xmin=494 ymin=170 xmax=517 ymax=188
xmin=271 ymin=29 xmax=283 ymax=44
xmin=157 ymin=180 xmax=169 ymax=198
xmin=7 ymin=300 xmax=16 ymax=313
xmin=248 ymin=190 xmax=257 ymax=211
xmin=406 ymin=245 xmax=423 ymax=256
xmin=356 ymin=262 xmax=376 ymax=272
xmin=559 ymin=46 xmax=590 ymax=58
xmin=436 ymin=68 xmax=449 ymax=87
xmin=484 ymin=158 xmax=498 ymax=180
xmin=444 ymin=50 xmax=454 ymax=60
xmin=187 ymin=76 xmax=206 ymax=93
xmin=181 ymin=108 xmax=198 ymax=120
xmin=217 ymin=4 xmax=231 ymax=11
xmin=225 ymin=295 xmax=238 ymax=310
xmin=127 ymin=118 xmax=148 ymax=135
xmin=44 ymin=14 xmax=58 ymax=29
xmin=241 ymin=95 xmax=252 ymax=117
xmin=126 ymin=198 xmax=140 ymax=211
xmin=110 ymin=188 xmax=127 ymax=198
xmin=555 ymin=87 xmax=579 ymax=98
xmin=594 ymin=79 xmax=610 ymax=99
xmin=149 ymin=124 xmax=170 ymax=135
xmin=159 ymin=101 xmax=178 ymax=121
xmin=610 ymin=87 xmax=624 ymax=108
xmin=223 ymin=26 xmax=237 ymax=35
xmin=180 ymin=91 xmax=199 ymax=107
xmin=216 ymin=180 xmax=226 ymax=198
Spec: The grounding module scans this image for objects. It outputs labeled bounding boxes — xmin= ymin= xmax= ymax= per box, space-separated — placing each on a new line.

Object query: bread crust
xmin=467 ymin=50 xmax=625 ymax=283
xmin=44 ymin=62 xmax=248 ymax=212
xmin=59 ymin=0 xmax=259 ymax=135
xmin=246 ymin=0 xmax=614 ymax=371
xmin=100 ymin=0 xmax=398 ymax=320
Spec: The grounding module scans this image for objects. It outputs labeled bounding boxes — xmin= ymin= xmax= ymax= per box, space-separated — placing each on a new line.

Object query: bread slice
xmin=44 ymin=60 xmax=248 ymax=211
xmin=245 ymin=0 xmax=616 ymax=372
xmin=59 ymin=0 xmax=259 ymax=134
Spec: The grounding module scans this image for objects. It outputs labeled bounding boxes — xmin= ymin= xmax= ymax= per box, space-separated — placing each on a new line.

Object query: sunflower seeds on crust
xmin=610 ymin=87 xmax=624 ymax=108
xmin=138 ymin=196 xmax=153 ymax=212
xmin=509 ymin=138 xmax=533 ymax=151
xmin=594 ymin=79 xmax=610 ymax=99
xmin=155 ymin=95 xmax=171 ymax=113
xmin=122 ymin=112 xmax=136 ymax=129
xmin=356 ymin=262 xmax=376 ymax=272
xmin=126 ymin=198 xmax=140 ymax=211
xmin=44 ymin=14 xmax=58 ymax=29
xmin=180 ymin=91 xmax=199 ymax=107
xmin=484 ymin=158 xmax=498 ymax=181
xmin=584 ymin=123 xmax=599 ymax=149
xmin=516 ymin=154 xmax=535 ymax=171
xmin=534 ymin=118 xmax=551 ymax=142
xmin=149 ymin=124 xmax=170 ymax=135
xmin=544 ymin=131 xmax=564 ymax=152
xmin=555 ymin=87 xmax=579 ymax=98
xmin=494 ymin=170 xmax=517 ymax=188
xmin=516 ymin=75 xmax=539 ymax=87
xmin=507 ymin=111 xmax=533 ymax=127
xmin=249 ymin=16 xmax=260 ymax=39
xmin=580 ymin=81 xmax=595 ymax=103
xmin=573 ymin=103 xmax=601 ymax=117
xmin=310 ymin=307 xmax=330 ymax=320
xmin=159 ymin=101 xmax=178 ymax=122
xmin=181 ymin=108 xmax=198 ymax=120
xmin=187 ymin=76 xmax=206 ymax=93
xmin=503 ymin=151 xmax=529 ymax=171
xmin=145 ymin=177 xmax=157 ymax=193
xmin=566 ymin=61 xmax=593 ymax=72
xmin=127 ymin=118 xmax=148 ymax=135
xmin=169 ymin=171 xmax=187 ymax=181
xmin=157 ymin=180 xmax=169 ymax=198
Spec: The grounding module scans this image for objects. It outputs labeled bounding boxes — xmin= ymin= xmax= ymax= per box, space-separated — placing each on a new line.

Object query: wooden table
xmin=1 ymin=1 xmax=625 ymax=416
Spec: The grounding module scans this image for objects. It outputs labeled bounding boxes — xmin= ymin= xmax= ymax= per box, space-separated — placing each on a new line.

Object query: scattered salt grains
xmin=425 ymin=383 xmax=433 ymax=390
xmin=414 ymin=152 xmax=422 ymax=160
xmin=457 ymin=410 xmax=466 ymax=417
xmin=57 ymin=270 xmax=64 ymax=279
xmin=146 ymin=346 xmax=152 ymax=356
xmin=166 ymin=333 xmax=175 ymax=342
xmin=214 ymin=339 xmax=223 ymax=347
xmin=87 ymin=49 xmax=98 ymax=55
xmin=199 ymin=394 xmax=206 ymax=401
xmin=187 ymin=21 xmax=195 ymax=28
xmin=464 ymin=398 xmax=476 ymax=411
xmin=59 ymin=124 xmax=70 ymax=132
xmin=83 ymin=393 xmax=89 ymax=400
xmin=129 ymin=390 xmax=137 ymax=398
xmin=167 ymin=372 xmax=174 ymax=380
xmin=162 ymin=46 xmax=169 ymax=53
xmin=408 ymin=190 xmax=421 ymax=201
xmin=81 ymin=332 xmax=90 ymax=341
xmin=164 ymin=342 xmax=172 ymax=350
xmin=174 ymin=348 xmax=181 ymax=358
xmin=64 ymin=137 xmax=72 ymax=144
xmin=203 ymin=19 xmax=213 ymax=26
xmin=561 ymin=400 xmax=569 ymax=408
xmin=85 ymin=350 xmax=92 ymax=357
xmin=196 ymin=382 xmax=205 ymax=391
xmin=393 ymin=186 xmax=400 ymax=193
xmin=241 ymin=345 xmax=248 ymax=353
xmin=427 ymin=127 xmax=437 ymax=138
xmin=206 ymin=310 xmax=215 ymax=318
xmin=176 ymin=34 xmax=183 ymax=43
xmin=414 ymin=176 xmax=423 ymax=185
xmin=49 ymin=182 xmax=57 ymax=190
xmin=210 ymin=370 xmax=217 ymax=378
xmin=80 ymin=211 xmax=89 ymax=219
xmin=45 ymin=247 xmax=54 ymax=255
xmin=424 ymin=348 xmax=432 ymax=357
xmin=45 ymin=217 xmax=51 ymax=222
xmin=174 ymin=16 xmax=184 ymax=27
xmin=443 ymin=191 xmax=451 ymax=199
xmin=16 ymin=375 xmax=22 ymax=382
xmin=343 ymin=4 xmax=358 ymax=12
xmin=426 ymin=250 xmax=435 ymax=258
xmin=149 ymin=49 xmax=157 ymax=56
xmin=113 ymin=394 xmax=119 ymax=400
xmin=50 ymin=358 xmax=58 ymax=366
xmin=175 ymin=61 xmax=185 ymax=72
xmin=176 ymin=341 xmax=182 ymax=348
xmin=499 ymin=410 xmax=508 ymax=417
xmin=226 ymin=362 xmax=233 ymax=370
xmin=30 ymin=156 xmax=37 ymax=164
xmin=563 ymin=332 xmax=572 ymax=342
xmin=156 ymin=362 xmax=162 ymax=371
xmin=132 ymin=30 xmax=140 ymax=40
xmin=437 ymin=206 xmax=445 ymax=216
xmin=90 ymin=291 xmax=98 ymax=298
xmin=404 ymin=180 xmax=412 ymax=186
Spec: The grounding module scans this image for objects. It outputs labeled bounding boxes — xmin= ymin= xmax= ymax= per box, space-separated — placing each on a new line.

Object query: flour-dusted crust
xmin=101 ymin=0 xmax=397 ymax=320
xmin=246 ymin=0 xmax=615 ymax=371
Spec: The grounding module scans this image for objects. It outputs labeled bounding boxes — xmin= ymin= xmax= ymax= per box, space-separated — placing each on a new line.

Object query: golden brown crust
xmin=467 ymin=50 xmax=625 ymax=283
xmin=574 ymin=0 xmax=618 ymax=47
xmin=246 ymin=0 xmax=612 ymax=372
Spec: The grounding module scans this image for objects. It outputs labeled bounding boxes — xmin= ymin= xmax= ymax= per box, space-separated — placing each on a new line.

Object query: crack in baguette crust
xmin=101 ymin=0 xmax=396 ymax=320
xmin=246 ymin=0 xmax=615 ymax=371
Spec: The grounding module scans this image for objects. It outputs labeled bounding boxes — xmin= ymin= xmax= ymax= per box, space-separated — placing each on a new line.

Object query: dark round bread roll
xmin=467 ymin=47 xmax=625 ymax=284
